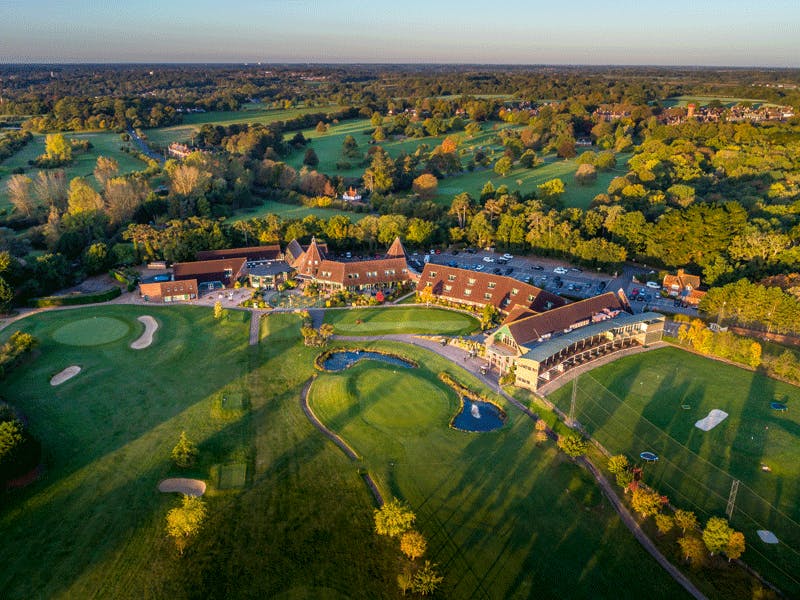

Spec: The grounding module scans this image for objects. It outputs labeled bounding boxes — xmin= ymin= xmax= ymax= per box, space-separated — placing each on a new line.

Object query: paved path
xmin=580 ymin=457 xmax=707 ymax=600
xmin=248 ymin=311 xmax=264 ymax=345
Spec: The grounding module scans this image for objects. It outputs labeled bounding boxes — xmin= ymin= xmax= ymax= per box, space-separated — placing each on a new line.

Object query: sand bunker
xmin=130 ymin=316 xmax=158 ymax=349
xmin=158 ymin=478 xmax=206 ymax=496
xmin=50 ymin=366 xmax=81 ymax=386
xmin=695 ymin=409 xmax=729 ymax=431
xmin=757 ymin=530 xmax=779 ymax=544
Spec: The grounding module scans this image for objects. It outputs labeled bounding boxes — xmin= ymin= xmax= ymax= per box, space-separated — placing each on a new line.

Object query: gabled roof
xmin=249 ymin=261 xmax=293 ymax=277
xmin=505 ymin=291 xmax=629 ymax=347
xmin=284 ymin=239 xmax=304 ymax=265
xmin=663 ymin=269 xmax=701 ymax=291
xmin=386 ymin=237 xmax=407 ymax=259
xmin=293 ymin=237 xmax=327 ymax=277
xmin=316 ymin=257 xmax=411 ymax=287
xmin=174 ymin=257 xmax=247 ymax=279
xmin=196 ymin=245 xmax=281 ymax=262
xmin=502 ymin=305 xmax=538 ymax=325
xmin=417 ymin=264 xmax=565 ymax=314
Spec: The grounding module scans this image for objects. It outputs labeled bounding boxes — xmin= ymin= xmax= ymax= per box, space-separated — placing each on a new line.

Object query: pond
xmin=321 ymin=350 xmax=415 ymax=372
xmin=451 ymin=399 xmax=505 ymax=432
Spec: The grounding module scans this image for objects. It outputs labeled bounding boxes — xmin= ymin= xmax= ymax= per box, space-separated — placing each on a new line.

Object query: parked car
xmin=502 ymin=253 xmax=514 ymax=260
xmin=504 ymin=267 xmax=514 ymax=275
xmin=646 ymin=281 xmax=661 ymax=289
xmin=532 ymin=265 xmax=544 ymax=270
xmin=523 ymin=276 xmax=532 ymax=283
xmin=631 ymin=287 xmax=639 ymax=296
xmin=466 ymin=248 xmax=477 ymax=254
xmin=475 ymin=264 xmax=484 ymax=271
xmin=483 ymin=256 xmax=495 ymax=263
xmin=345 ymin=252 xmax=352 ymax=259
xmin=492 ymin=267 xmax=501 ymax=274
xmin=553 ymin=267 xmax=568 ymax=274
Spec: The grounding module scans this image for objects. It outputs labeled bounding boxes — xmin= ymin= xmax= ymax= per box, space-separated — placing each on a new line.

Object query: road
xmin=127 ymin=129 xmax=165 ymax=164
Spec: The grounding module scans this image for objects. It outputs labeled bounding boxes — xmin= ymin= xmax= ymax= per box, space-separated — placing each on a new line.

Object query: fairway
xmin=549 ymin=346 xmax=800 ymax=595
xmin=228 ymin=199 xmax=367 ymax=223
xmin=323 ymin=306 xmax=480 ymax=336
xmin=308 ymin=340 xmax=688 ymax=599
xmin=0 ymin=131 xmax=148 ymax=211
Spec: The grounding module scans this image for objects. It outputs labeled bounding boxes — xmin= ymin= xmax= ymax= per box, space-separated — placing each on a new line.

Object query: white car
xmin=482 ymin=256 xmax=495 ymax=263
xmin=475 ymin=264 xmax=485 ymax=271
xmin=502 ymin=253 xmax=514 ymax=260
xmin=646 ymin=281 xmax=661 ymax=289
xmin=553 ymin=267 xmax=568 ymax=274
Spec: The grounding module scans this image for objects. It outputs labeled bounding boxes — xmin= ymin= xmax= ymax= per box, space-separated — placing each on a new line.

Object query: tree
xmin=397 ymin=569 xmax=414 ymax=596
xmin=630 ymin=487 xmax=663 ymax=518
xmin=83 ymin=242 xmax=109 ymax=275
xmin=303 ymin=147 xmax=319 ymax=167
xmin=166 ymin=494 xmax=207 ymax=554
xmin=104 ymin=177 xmax=147 ymax=225
xmin=214 ymin=301 xmax=224 ymax=320
xmin=0 ymin=420 xmax=23 ymax=464
xmin=574 ymin=163 xmax=597 ymax=186
xmin=363 ymin=148 xmax=395 ymax=194
xmin=557 ymin=433 xmax=588 ymax=458
xmin=749 ymin=342 xmax=762 ymax=368
xmin=32 ymin=169 xmax=68 ymax=210
xmin=93 ymin=155 xmax=119 ymax=188
xmin=412 ymin=561 xmax=443 ymax=596
xmin=538 ymin=178 xmax=566 ymax=205
xmin=607 ymin=454 xmax=629 ymax=474
xmin=374 ymin=498 xmax=415 ymax=538
xmin=44 ymin=133 xmax=72 ymax=162
xmin=702 ymin=516 xmax=733 ymax=555
xmin=481 ymin=303 xmax=499 ymax=330
xmin=534 ymin=419 xmax=548 ymax=444
xmin=655 ymin=513 xmax=674 ymax=535
xmin=494 ymin=156 xmax=513 ymax=177
xmin=319 ymin=323 xmax=334 ymax=343
xmin=7 ymin=175 xmax=35 ymax=217
xmin=616 ymin=470 xmax=634 ymax=490
xmin=412 ymin=173 xmax=438 ymax=201
xmin=400 ymin=530 xmax=427 ymax=560
xmin=678 ymin=535 xmax=707 ymax=566
xmin=168 ymin=163 xmax=209 ymax=197
xmin=0 ymin=277 xmax=12 ymax=314
xmin=67 ymin=177 xmax=103 ymax=215
xmin=171 ymin=431 xmax=198 ymax=468
xmin=449 ymin=192 xmax=473 ymax=229
xmin=315 ymin=121 xmax=327 ymax=133
xmin=674 ymin=509 xmax=699 ymax=534
xmin=725 ymin=531 xmax=746 ymax=562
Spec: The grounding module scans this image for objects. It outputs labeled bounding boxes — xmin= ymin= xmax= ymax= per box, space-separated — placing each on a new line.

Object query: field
xmin=323 ymin=306 xmax=480 ymax=336
xmin=227 ymin=199 xmax=367 ymax=224
xmin=308 ymin=339 xmax=688 ymax=599
xmin=548 ymin=346 xmax=800 ymax=595
xmin=0 ymin=303 xmax=692 ymax=599
xmin=0 ymin=131 xmax=148 ymax=211
xmin=661 ymin=95 xmax=784 ymax=108
xmin=144 ymin=103 xmax=348 ymax=147
xmin=279 ymin=117 xmax=627 ymax=210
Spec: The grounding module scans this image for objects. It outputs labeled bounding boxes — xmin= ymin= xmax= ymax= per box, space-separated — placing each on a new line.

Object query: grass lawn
xmin=661 ymin=95 xmax=784 ymax=108
xmin=0 ymin=131 xmax=148 ymax=212
xmin=548 ymin=346 xmax=800 ymax=596
xmin=144 ymin=103 xmax=348 ymax=147
xmin=308 ymin=340 xmax=689 ymax=599
xmin=228 ymin=199 xmax=367 ymax=224
xmin=323 ymin=306 xmax=480 ymax=336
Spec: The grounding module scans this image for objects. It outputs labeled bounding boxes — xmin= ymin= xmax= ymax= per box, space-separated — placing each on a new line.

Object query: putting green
xmin=51 ymin=316 xmax=130 ymax=346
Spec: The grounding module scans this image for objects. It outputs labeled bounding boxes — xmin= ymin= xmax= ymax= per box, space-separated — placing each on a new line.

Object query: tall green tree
xmin=363 ymin=147 xmax=395 ymax=194
xmin=166 ymin=494 xmax=207 ymax=554
xmin=171 ymin=431 xmax=199 ymax=468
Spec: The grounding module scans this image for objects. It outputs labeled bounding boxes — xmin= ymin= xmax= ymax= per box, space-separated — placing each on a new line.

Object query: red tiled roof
xmin=386 ymin=236 xmax=407 ymax=259
xmin=417 ymin=264 xmax=565 ymax=314
xmin=316 ymin=257 xmax=412 ymax=287
xmin=505 ymin=292 xmax=628 ymax=347
xmin=663 ymin=269 xmax=701 ymax=291
xmin=173 ymin=257 xmax=247 ymax=286
xmin=293 ymin=238 xmax=327 ymax=277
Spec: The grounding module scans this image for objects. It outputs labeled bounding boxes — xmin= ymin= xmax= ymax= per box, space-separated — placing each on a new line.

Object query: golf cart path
xmin=333 ymin=332 xmax=706 ymax=600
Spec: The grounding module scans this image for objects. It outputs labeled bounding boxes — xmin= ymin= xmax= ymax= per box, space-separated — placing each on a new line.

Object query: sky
xmin=2 ymin=0 xmax=799 ymax=66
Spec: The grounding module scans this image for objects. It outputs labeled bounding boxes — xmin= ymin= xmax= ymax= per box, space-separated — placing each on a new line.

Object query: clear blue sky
xmin=2 ymin=0 xmax=798 ymax=66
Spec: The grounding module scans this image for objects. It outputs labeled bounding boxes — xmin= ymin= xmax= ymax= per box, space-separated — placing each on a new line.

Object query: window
xmin=468 ymin=278 xmax=476 ymax=285
xmin=488 ymin=282 xmax=496 ymax=289
xmin=511 ymin=288 xmax=518 ymax=296
xmin=429 ymin=271 xmax=437 ymax=278
xmin=385 ymin=269 xmax=395 ymax=275
xmin=444 ymin=285 xmax=452 ymax=292
xmin=448 ymin=274 xmax=457 ymax=281
xmin=464 ymin=288 xmax=472 ymax=296
xmin=484 ymin=293 xmax=492 ymax=300
xmin=527 ymin=294 xmax=535 ymax=302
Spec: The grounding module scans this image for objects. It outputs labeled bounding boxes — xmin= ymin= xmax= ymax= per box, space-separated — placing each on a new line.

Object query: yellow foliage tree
xmin=400 ymin=530 xmax=427 ymax=560
xmin=166 ymin=495 xmax=207 ymax=554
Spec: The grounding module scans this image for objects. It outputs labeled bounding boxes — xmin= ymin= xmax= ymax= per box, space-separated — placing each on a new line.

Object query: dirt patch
xmin=50 ymin=365 xmax=81 ymax=386
xmin=130 ymin=315 xmax=158 ymax=349
xmin=157 ymin=478 xmax=206 ymax=496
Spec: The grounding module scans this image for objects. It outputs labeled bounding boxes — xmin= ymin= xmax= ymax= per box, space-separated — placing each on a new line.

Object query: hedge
xmin=29 ymin=286 xmax=121 ymax=308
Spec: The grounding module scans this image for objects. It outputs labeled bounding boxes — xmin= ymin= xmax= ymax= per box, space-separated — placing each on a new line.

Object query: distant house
xmin=342 ymin=186 xmax=362 ymax=201
xmin=139 ymin=279 xmax=198 ymax=303
xmin=416 ymin=264 xmax=565 ymax=315
xmin=168 ymin=143 xmax=193 ymax=159
xmin=173 ymin=257 xmax=248 ymax=291
xmin=485 ymin=291 xmax=663 ymax=390
xmin=663 ymin=268 xmax=705 ymax=306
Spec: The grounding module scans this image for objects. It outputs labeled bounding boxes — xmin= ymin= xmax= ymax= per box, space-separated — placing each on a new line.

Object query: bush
xmin=29 ymin=286 xmax=121 ymax=307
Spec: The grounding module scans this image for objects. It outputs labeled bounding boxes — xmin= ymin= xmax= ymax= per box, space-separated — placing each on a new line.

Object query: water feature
xmin=321 ymin=350 xmax=414 ymax=372
xmin=452 ymin=399 xmax=504 ymax=432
